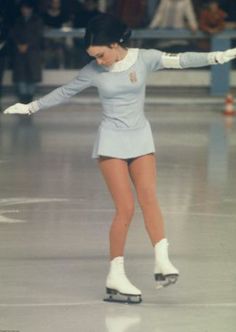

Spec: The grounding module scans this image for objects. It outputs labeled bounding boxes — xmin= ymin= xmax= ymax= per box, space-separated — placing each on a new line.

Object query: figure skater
xmin=4 ymin=13 xmax=236 ymax=304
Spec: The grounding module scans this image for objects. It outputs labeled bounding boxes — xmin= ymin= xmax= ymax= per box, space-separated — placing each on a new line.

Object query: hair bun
xmin=119 ymin=28 xmax=132 ymax=44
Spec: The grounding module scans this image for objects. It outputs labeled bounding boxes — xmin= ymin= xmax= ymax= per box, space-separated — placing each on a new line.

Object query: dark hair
xmin=84 ymin=13 xmax=132 ymax=49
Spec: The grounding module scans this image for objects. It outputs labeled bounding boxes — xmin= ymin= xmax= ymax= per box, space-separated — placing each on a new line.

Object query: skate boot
xmin=104 ymin=256 xmax=142 ymax=304
xmin=154 ymin=239 xmax=179 ymax=289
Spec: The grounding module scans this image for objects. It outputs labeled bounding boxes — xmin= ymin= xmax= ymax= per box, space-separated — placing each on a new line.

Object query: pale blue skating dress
xmin=30 ymin=48 xmax=210 ymax=159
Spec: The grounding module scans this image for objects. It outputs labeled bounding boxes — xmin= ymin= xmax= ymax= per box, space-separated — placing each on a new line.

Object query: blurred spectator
xmin=149 ymin=0 xmax=198 ymax=52
xmin=72 ymin=0 xmax=102 ymax=68
xmin=41 ymin=0 xmax=69 ymax=28
xmin=149 ymin=0 xmax=198 ymax=32
xmin=41 ymin=0 xmax=71 ymax=68
xmin=0 ymin=9 xmax=9 ymax=111
xmin=114 ymin=0 xmax=148 ymax=28
xmin=199 ymin=1 xmax=227 ymax=35
xmin=72 ymin=0 xmax=101 ymax=28
xmin=11 ymin=0 xmax=43 ymax=103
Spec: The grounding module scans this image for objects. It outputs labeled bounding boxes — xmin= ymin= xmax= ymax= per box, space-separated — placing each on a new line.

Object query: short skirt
xmin=92 ymin=119 xmax=155 ymax=159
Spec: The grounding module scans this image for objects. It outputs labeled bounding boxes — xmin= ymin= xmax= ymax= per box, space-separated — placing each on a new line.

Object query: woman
xmin=4 ymin=13 xmax=236 ymax=304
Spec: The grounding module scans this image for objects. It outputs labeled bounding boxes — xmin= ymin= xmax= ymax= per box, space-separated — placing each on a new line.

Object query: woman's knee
xmin=137 ymin=186 xmax=157 ymax=209
xmin=115 ymin=200 xmax=135 ymax=222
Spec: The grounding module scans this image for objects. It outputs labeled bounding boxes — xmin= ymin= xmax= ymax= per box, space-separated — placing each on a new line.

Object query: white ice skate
xmin=104 ymin=256 xmax=142 ymax=304
xmin=154 ymin=239 xmax=179 ymax=289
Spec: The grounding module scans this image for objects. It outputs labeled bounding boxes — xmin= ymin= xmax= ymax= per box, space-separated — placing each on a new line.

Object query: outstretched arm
xmin=161 ymin=49 xmax=236 ymax=69
xmin=4 ymin=64 xmax=94 ymax=115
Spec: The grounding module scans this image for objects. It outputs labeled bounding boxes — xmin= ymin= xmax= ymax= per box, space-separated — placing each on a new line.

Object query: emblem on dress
xmin=129 ymin=71 xmax=137 ymax=83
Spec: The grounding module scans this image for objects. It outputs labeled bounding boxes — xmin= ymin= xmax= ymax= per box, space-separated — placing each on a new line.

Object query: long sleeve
xmin=140 ymin=49 xmax=164 ymax=71
xmin=163 ymin=50 xmax=235 ymax=69
xmin=141 ymin=48 xmax=234 ymax=71
xmin=30 ymin=63 xmax=95 ymax=112
xmin=141 ymin=49 xmax=212 ymax=71
xmin=179 ymin=52 xmax=210 ymax=68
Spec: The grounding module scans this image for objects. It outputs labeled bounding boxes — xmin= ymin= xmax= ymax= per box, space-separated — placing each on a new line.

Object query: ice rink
xmin=0 ymin=101 xmax=236 ymax=332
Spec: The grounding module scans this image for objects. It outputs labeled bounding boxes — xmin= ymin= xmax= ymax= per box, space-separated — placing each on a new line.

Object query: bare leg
xmin=129 ymin=154 xmax=179 ymax=287
xmin=99 ymin=157 xmax=142 ymax=301
xmin=129 ymin=154 xmax=165 ymax=246
xmin=98 ymin=157 xmax=135 ymax=259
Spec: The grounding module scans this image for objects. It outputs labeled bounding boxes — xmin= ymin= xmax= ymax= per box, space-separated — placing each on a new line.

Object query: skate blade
xmin=155 ymin=273 xmax=179 ymax=289
xmin=104 ymin=288 xmax=142 ymax=304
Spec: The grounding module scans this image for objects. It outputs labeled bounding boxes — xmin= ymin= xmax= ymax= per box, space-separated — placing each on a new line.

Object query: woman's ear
xmin=110 ymin=43 xmax=119 ymax=49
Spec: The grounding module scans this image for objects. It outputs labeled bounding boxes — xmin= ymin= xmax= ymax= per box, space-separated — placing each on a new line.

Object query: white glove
xmin=4 ymin=101 xmax=40 ymax=115
xmin=208 ymin=48 xmax=236 ymax=65
xmin=4 ymin=103 xmax=31 ymax=115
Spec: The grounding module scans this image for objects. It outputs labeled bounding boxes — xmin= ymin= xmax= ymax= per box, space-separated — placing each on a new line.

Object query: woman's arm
xmin=141 ymin=48 xmax=236 ymax=72
xmin=4 ymin=64 xmax=95 ymax=115
xmin=161 ymin=49 xmax=236 ymax=69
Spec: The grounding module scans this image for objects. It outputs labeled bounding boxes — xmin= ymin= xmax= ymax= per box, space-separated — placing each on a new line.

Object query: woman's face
xmin=87 ymin=45 xmax=119 ymax=67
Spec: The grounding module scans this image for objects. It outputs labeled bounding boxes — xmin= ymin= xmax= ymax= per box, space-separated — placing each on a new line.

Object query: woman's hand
xmin=209 ymin=48 xmax=236 ymax=64
xmin=222 ymin=48 xmax=236 ymax=63
xmin=4 ymin=103 xmax=32 ymax=115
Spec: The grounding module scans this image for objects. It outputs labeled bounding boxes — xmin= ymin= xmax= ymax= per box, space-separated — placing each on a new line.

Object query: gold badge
xmin=129 ymin=71 xmax=137 ymax=83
